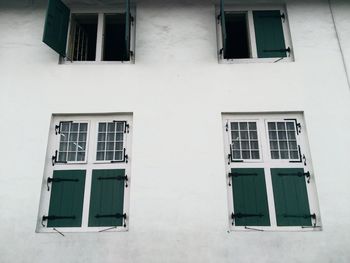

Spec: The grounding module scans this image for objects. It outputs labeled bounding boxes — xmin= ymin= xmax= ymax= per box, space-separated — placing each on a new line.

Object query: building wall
xmin=0 ymin=0 xmax=350 ymax=262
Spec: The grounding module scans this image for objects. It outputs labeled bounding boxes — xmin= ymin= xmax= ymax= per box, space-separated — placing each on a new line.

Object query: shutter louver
xmin=43 ymin=0 xmax=70 ymax=57
xmin=231 ymin=168 xmax=270 ymax=226
xmin=253 ymin=10 xmax=287 ymax=58
xmin=271 ymin=168 xmax=312 ymax=226
xmin=46 ymin=170 xmax=86 ymax=227
xmin=88 ymin=169 xmax=126 ymax=227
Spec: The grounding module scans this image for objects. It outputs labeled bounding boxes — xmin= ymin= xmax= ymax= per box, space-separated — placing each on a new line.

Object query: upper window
xmin=223 ymin=113 xmax=321 ymax=231
xmin=42 ymin=0 xmax=135 ymax=63
xmin=217 ymin=3 xmax=293 ymax=62
xmin=37 ymin=114 xmax=132 ymax=233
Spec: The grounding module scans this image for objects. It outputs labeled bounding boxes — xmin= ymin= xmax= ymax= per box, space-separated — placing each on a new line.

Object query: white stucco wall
xmin=0 ymin=0 xmax=350 ymax=262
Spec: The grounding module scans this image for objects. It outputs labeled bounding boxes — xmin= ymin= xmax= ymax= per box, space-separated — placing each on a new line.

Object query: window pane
xmin=231 ymin=122 xmax=239 ymax=130
xmin=239 ymin=122 xmax=248 ymax=130
xmin=98 ymin=133 xmax=106 ymax=141
xmin=249 ymin=131 xmax=257 ymax=139
xmin=99 ymin=123 xmax=106 ymax=132
xmin=107 ymin=123 xmax=115 ymax=132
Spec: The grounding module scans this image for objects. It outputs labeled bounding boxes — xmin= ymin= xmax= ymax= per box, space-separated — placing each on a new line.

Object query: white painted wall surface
xmin=0 ymin=0 xmax=350 ymax=262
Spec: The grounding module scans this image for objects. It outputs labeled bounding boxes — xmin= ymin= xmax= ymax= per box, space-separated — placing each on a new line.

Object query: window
xmin=217 ymin=3 xmax=293 ymax=62
xmin=43 ymin=0 xmax=135 ymax=63
xmin=37 ymin=114 xmax=132 ymax=233
xmin=223 ymin=113 xmax=321 ymax=231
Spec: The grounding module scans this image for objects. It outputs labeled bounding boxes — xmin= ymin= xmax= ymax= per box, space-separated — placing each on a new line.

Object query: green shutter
xmin=220 ymin=0 xmax=227 ymax=58
xmin=231 ymin=168 xmax=270 ymax=226
xmin=88 ymin=169 xmax=126 ymax=227
xmin=271 ymin=168 xmax=312 ymax=226
xmin=253 ymin=10 xmax=287 ymax=58
xmin=124 ymin=0 xmax=131 ymax=61
xmin=47 ymin=170 xmax=86 ymax=227
xmin=43 ymin=0 xmax=70 ymax=57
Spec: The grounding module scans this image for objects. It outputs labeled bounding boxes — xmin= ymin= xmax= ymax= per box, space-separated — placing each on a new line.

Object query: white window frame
xmin=216 ymin=4 xmax=294 ymax=64
xmin=60 ymin=6 xmax=136 ymax=64
xmin=223 ymin=112 xmax=321 ymax=232
xmin=36 ymin=113 xmax=132 ymax=233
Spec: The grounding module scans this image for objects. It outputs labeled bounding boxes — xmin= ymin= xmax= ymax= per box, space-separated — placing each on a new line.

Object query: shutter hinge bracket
xmin=277 ymin=171 xmax=311 ymax=183
xmin=47 ymin=177 xmax=79 ymax=191
xmin=95 ymin=213 xmax=127 ymax=227
xmin=51 ymin=150 xmax=67 ymax=166
xmin=55 ymin=121 xmax=73 ymax=135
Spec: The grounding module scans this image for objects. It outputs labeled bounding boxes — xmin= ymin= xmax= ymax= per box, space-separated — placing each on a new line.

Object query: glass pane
xmin=270 ymin=141 xmax=278 ymax=150
xmin=107 ymin=133 xmax=115 ymax=141
xmin=116 ymin=133 xmax=123 ymax=141
xmin=59 ymin=142 xmax=67 ymax=151
xmin=277 ymin=122 xmax=286 ymax=130
xmin=61 ymin=123 xmax=70 ymax=131
xmin=78 ymin=133 xmax=87 ymax=141
xmin=248 ymin=122 xmax=257 ymax=130
xmin=239 ymin=122 xmax=248 ymax=130
xmin=287 ymin=131 xmax=296 ymax=140
xmin=116 ymin=122 xmax=124 ymax=132
xmin=99 ymin=123 xmax=106 ymax=132
xmin=268 ymin=122 xmax=276 ymax=130
xmin=71 ymin=123 xmax=79 ymax=131
xmin=97 ymin=142 xmax=105 ymax=151
xmin=96 ymin=152 xmax=104 ymax=161
xmin=60 ymin=133 xmax=68 ymax=141
xmin=232 ymin=141 xmax=240 ymax=150
xmin=79 ymin=123 xmax=88 ymax=131
xmin=77 ymin=152 xmax=85 ymax=161
xmin=68 ymin=152 xmax=76 ymax=161
xmin=106 ymin=151 xmax=114 ymax=160
xmin=231 ymin=131 xmax=240 ymax=140
xmin=286 ymin=122 xmax=295 ymax=130
xmin=107 ymin=122 xmax=115 ymax=132
xmin=289 ymin=141 xmax=298 ymax=150
xmin=279 ymin=141 xmax=288 ymax=150
xmin=98 ymin=133 xmax=106 ymax=141
xmin=290 ymin=151 xmax=299 ymax=159
xmin=115 ymin=142 xmax=123 ymax=150
xmin=77 ymin=142 xmax=86 ymax=151
xmin=271 ymin=151 xmax=279 ymax=159
xmin=231 ymin=122 xmax=239 ymax=130
xmin=68 ymin=142 xmax=77 ymax=151
xmin=232 ymin=150 xmax=241 ymax=159
xmin=106 ymin=142 xmax=114 ymax=151
xmin=241 ymin=141 xmax=249 ymax=149
xmin=250 ymin=141 xmax=259 ymax=149
xmin=69 ymin=132 xmax=78 ymax=141
xmin=249 ymin=131 xmax=257 ymax=139
xmin=240 ymin=131 xmax=248 ymax=140
xmin=280 ymin=151 xmax=289 ymax=159
xmin=242 ymin=150 xmax=250 ymax=159
xmin=269 ymin=131 xmax=277 ymax=140
xmin=58 ymin=152 xmax=66 ymax=162
xmin=251 ymin=151 xmax=260 ymax=159
xmin=115 ymin=151 xmax=123 ymax=160
xmin=278 ymin=131 xmax=287 ymax=140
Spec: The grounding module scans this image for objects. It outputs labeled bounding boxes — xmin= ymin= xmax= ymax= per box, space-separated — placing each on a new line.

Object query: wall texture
xmin=0 ymin=0 xmax=350 ymax=262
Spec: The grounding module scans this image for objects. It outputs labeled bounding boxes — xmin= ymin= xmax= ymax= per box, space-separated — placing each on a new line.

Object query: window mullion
xmin=95 ymin=13 xmax=104 ymax=62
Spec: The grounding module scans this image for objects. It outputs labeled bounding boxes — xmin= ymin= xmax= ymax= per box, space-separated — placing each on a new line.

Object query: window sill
xmin=229 ymin=226 xmax=322 ymax=232
xmin=36 ymin=226 xmax=128 ymax=233
xmin=218 ymin=57 xmax=293 ymax=64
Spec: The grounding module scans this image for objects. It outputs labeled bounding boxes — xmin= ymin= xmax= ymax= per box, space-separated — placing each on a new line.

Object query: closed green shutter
xmin=124 ymin=0 xmax=131 ymax=61
xmin=88 ymin=169 xmax=126 ymax=227
xmin=47 ymin=170 xmax=86 ymax=227
xmin=220 ymin=0 xmax=227 ymax=58
xmin=271 ymin=168 xmax=312 ymax=226
xmin=253 ymin=10 xmax=287 ymax=58
xmin=231 ymin=168 xmax=270 ymax=226
xmin=42 ymin=0 xmax=70 ymax=57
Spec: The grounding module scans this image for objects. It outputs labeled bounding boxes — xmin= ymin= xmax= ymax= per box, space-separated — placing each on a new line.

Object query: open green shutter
xmin=88 ymin=169 xmax=125 ymax=227
xmin=231 ymin=168 xmax=270 ymax=226
xmin=124 ymin=0 xmax=131 ymax=61
xmin=220 ymin=0 xmax=227 ymax=58
xmin=253 ymin=10 xmax=287 ymax=58
xmin=271 ymin=168 xmax=312 ymax=226
xmin=43 ymin=0 xmax=70 ymax=57
xmin=47 ymin=170 xmax=86 ymax=227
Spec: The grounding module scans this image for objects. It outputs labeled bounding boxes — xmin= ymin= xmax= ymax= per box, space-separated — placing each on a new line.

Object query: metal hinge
xmin=47 ymin=177 xmax=79 ymax=191
xmin=277 ymin=171 xmax=311 ymax=183
xmin=110 ymin=148 xmax=128 ymax=164
xmin=98 ymin=175 xmax=128 ymax=187
xmin=51 ymin=150 xmax=67 ymax=166
xmin=95 ymin=213 xmax=127 ymax=227
xmin=55 ymin=121 xmax=73 ymax=135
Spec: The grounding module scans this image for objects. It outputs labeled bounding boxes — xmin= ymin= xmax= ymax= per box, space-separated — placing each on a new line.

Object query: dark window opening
xmin=224 ymin=13 xmax=250 ymax=59
xmin=69 ymin=14 xmax=98 ymax=61
xmin=103 ymin=14 xmax=129 ymax=61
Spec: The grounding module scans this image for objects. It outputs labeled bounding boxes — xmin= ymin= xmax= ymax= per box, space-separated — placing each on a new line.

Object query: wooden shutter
xmin=47 ymin=170 xmax=86 ymax=227
xmin=253 ymin=10 xmax=287 ymax=58
xmin=231 ymin=168 xmax=270 ymax=226
xmin=42 ymin=0 xmax=70 ymax=57
xmin=271 ymin=168 xmax=312 ymax=226
xmin=124 ymin=0 xmax=131 ymax=61
xmin=88 ymin=169 xmax=126 ymax=227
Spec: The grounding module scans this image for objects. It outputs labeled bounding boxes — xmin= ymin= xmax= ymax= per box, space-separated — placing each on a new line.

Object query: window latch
xmin=231 ymin=212 xmax=263 ymax=225
xmin=277 ymin=171 xmax=311 ymax=183
xmin=95 ymin=213 xmax=127 ymax=227
xmin=98 ymin=175 xmax=128 ymax=187
xmin=55 ymin=121 xmax=73 ymax=135
xmin=41 ymin=215 xmax=76 ymax=227
xmin=51 ymin=150 xmax=67 ymax=166
xmin=47 ymin=177 xmax=79 ymax=191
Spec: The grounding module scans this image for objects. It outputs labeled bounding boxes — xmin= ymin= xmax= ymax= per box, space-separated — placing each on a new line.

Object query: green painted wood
xmin=253 ymin=10 xmax=287 ymax=58
xmin=271 ymin=168 xmax=312 ymax=226
xmin=231 ymin=168 xmax=270 ymax=226
xmin=124 ymin=0 xmax=131 ymax=61
xmin=47 ymin=170 xmax=86 ymax=227
xmin=88 ymin=169 xmax=125 ymax=227
xmin=220 ymin=0 xmax=227 ymax=57
xmin=42 ymin=0 xmax=70 ymax=57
